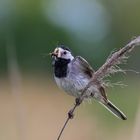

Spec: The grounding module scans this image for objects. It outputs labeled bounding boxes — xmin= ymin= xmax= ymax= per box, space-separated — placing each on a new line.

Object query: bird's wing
xmin=72 ymin=56 xmax=107 ymax=100
xmin=72 ymin=56 xmax=95 ymax=78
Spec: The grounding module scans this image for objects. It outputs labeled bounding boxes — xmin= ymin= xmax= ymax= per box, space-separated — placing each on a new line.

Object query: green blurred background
xmin=0 ymin=0 xmax=140 ymax=140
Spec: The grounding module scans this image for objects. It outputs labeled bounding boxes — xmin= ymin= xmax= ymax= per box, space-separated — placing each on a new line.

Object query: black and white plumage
xmin=50 ymin=46 xmax=127 ymax=120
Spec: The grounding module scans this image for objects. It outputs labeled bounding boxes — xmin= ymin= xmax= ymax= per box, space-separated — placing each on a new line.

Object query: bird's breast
xmin=55 ymin=73 xmax=99 ymax=98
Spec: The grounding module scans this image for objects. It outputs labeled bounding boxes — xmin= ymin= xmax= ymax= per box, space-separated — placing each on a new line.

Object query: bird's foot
xmin=75 ymin=97 xmax=82 ymax=106
xmin=68 ymin=98 xmax=82 ymax=119
xmin=68 ymin=109 xmax=74 ymax=119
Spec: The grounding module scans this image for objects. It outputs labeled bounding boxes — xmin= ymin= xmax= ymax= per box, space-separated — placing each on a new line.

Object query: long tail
xmin=101 ymin=100 xmax=127 ymax=120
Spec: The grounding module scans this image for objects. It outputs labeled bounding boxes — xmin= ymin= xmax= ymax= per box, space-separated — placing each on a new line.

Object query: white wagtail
xmin=50 ymin=45 xmax=127 ymax=120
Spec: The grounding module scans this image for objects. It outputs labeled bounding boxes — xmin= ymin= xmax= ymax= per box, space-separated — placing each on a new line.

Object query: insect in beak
xmin=49 ymin=48 xmax=62 ymax=58
xmin=49 ymin=52 xmax=58 ymax=57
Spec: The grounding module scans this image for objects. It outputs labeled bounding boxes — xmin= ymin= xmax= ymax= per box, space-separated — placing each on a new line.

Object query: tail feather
xmin=101 ymin=100 xmax=127 ymax=120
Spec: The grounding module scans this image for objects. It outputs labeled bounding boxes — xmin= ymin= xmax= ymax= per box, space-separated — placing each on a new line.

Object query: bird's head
xmin=50 ymin=45 xmax=74 ymax=61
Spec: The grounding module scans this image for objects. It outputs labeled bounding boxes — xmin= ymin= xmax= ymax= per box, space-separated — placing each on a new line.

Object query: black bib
xmin=53 ymin=58 xmax=70 ymax=78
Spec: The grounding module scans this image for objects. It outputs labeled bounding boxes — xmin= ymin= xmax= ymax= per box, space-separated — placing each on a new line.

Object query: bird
xmin=50 ymin=45 xmax=127 ymax=120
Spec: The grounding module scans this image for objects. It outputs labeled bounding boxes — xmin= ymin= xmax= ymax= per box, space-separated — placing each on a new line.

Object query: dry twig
xmin=56 ymin=36 xmax=140 ymax=140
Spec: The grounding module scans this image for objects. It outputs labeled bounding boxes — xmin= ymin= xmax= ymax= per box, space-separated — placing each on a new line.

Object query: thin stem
xmin=57 ymin=117 xmax=69 ymax=140
xmin=56 ymin=99 xmax=81 ymax=140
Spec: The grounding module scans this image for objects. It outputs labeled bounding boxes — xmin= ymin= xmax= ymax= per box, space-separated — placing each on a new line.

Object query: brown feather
xmin=99 ymin=86 xmax=107 ymax=101
xmin=74 ymin=56 xmax=94 ymax=78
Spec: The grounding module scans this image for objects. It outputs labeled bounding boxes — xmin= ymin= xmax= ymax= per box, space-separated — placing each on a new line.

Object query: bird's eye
xmin=63 ymin=51 xmax=67 ymax=55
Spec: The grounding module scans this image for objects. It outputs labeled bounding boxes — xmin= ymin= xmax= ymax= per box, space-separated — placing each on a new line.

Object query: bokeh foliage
xmin=0 ymin=0 xmax=140 ymax=75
